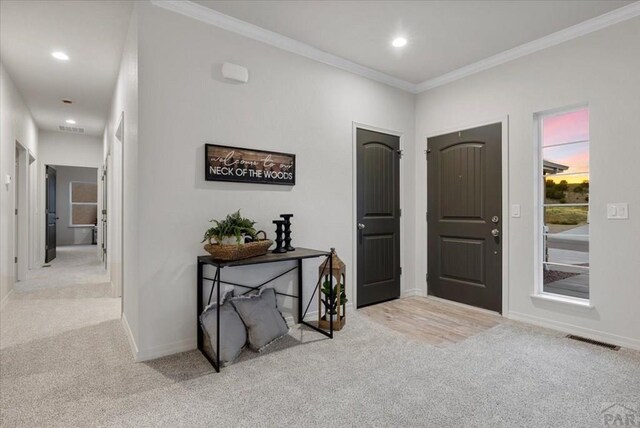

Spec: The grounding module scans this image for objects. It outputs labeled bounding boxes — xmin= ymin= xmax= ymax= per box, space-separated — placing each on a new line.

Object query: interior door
xmin=102 ymin=165 xmax=107 ymax=268
xmin=45 ymin=165 xmax=57 ymax=263
xmin=427 ymin=123 xmax=502 ymax=313
xmin=356 ymin=128 xmax=401 ymax=307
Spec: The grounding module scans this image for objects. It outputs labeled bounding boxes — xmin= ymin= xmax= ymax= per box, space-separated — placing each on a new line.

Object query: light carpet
xmin=1 ymin=252 xmax=639 ymax=426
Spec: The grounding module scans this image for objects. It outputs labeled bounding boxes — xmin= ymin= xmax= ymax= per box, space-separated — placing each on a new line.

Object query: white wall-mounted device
xmin=607 ymin=203 xmax=629 ymax=219
xmin=222 ymin=63 xmax=249 ymax=83
xmin=5 ymin=174 xmax=11 ymax=185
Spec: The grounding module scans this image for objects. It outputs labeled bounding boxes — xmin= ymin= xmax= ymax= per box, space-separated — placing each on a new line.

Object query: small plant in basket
xmin=202 ymin=210 xmax=258 ymax=245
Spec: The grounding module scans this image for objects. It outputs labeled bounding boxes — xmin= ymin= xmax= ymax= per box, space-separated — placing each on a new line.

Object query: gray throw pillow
xmin=200 ymin=289 xmax=247 ymax=366
xmin=230 ymin=288 xmax=289 ymax=352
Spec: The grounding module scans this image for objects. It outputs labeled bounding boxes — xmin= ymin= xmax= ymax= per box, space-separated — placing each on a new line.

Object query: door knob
xmin=357 ymin=223 xmax=366 ymax=230
xmin=491 ymin=228 xmax=500 ymax=237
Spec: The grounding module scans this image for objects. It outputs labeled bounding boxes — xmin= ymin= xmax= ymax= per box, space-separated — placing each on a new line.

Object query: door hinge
xmin=426 ymin=273 xmax=429 ymax=283
xmin=426 ymin=212 xmax=428 ymax=222
xmin=399 ymin=267 xmax=402 ymax=275
xmin=399 ymin=208 xmax=402 ymax=217
xmin=15 ymin=208 xmax=18 ymax=215
xmin=397 ymin=149 xmax=404 ymax=158
xmin=14 ymin=257 xmax=18 ymax=263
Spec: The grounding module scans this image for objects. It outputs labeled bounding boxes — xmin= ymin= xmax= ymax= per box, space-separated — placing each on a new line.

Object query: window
xmin=70 ymin=181 xmax=98 ymax=227
xmin=537 ymin=107 xmax=590 ymax=300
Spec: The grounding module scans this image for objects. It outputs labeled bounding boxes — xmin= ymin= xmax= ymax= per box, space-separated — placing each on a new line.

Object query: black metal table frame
xmin=197 ymin=249 xmax=334 ymax=372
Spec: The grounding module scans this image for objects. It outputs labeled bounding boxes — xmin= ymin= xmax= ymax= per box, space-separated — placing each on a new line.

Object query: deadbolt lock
xmin=491 ymin=216 xmax=499 ymax=223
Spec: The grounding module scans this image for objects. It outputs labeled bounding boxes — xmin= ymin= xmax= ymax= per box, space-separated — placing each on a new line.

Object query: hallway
xmin=16 ymin=246 xmax=109 ymax=293
xmin=1 ymin=246 xmax=117 ymax=349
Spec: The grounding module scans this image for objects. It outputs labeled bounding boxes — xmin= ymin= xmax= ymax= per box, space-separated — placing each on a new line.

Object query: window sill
xmin=530 ymin=293 xmax=594 ymax=310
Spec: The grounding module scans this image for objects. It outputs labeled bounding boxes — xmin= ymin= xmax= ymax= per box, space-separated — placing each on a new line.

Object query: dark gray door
xmin=356 ymin=129 xmax=401 ymax=307
xmin=427 ymin=123 xmax=502 ymax=313
xmin=102 ymin=166 xmax=107 ymax=268
xmin=45 ymin=166 xmax=57 ymax=263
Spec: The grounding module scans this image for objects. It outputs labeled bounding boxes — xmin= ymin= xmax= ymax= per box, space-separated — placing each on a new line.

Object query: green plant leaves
xmin=201 ymin=210 xmax=258 ymax=244
xmin=320 ymin=280 xmax=348 ymax=310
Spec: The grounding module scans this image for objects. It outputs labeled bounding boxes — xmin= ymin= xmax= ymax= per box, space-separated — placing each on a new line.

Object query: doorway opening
xmin=13 ymin=141 xmax=35 ymax=284
xmin=17 ymin=164 xmax=107 ymax=293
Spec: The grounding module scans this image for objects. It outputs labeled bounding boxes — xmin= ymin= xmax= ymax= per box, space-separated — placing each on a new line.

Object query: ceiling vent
xmin=58 ymin=125 xmax=85 ymax=134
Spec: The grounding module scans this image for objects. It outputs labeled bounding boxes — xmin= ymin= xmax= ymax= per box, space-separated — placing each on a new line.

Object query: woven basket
xmin=203 ymin=231 xmax=273 ymax=261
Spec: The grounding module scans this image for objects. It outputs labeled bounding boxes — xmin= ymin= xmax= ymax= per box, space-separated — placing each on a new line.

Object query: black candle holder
xmin=280 ymin=214 xmax=295 ymax=251
xmin=272 ymin=220 xmax=287 ymax=253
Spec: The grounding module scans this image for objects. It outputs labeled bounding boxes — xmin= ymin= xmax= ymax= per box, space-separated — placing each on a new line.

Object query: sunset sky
xmin=543 ymin=108 xmax=589 ymax=183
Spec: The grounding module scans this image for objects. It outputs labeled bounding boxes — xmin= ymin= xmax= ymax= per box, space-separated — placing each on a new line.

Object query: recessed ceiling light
xmin=51 ymin=51 xmax=69 ymax=61
xmin=65 ymin=119 xmax=76 ymax=124
xmin=392 ymin=37 xmax=407 ymax=48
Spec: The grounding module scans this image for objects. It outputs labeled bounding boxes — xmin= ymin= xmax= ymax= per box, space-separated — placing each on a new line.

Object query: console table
xmin=197 ymin=248 xmax=334 ymax=372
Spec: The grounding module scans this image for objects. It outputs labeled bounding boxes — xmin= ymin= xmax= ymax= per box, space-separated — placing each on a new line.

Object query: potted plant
xmin=202 ymin=211 xmax=272 ymax=261
xmin=320 ymin=280 xmax=347 ymax=322
xmin=202 ymin=210 xmax=258 ymax=245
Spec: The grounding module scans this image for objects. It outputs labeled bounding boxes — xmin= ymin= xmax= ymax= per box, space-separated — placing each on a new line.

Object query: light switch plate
xmin=511 ymin=204 xmax=521 ymax=218
xmin=607 ymin=203 xmax=629 ymax=219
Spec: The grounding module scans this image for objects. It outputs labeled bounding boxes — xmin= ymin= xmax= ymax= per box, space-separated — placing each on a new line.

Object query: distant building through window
xmin=539 ymin=107 xmax=590 ymax=300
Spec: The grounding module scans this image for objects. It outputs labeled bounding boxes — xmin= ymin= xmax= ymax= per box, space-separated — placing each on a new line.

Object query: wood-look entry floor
xmin=360 ymin=296 xmax=502 ymax=347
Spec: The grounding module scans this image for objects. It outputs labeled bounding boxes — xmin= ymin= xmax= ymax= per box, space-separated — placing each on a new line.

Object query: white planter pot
xmin=326 ymin=313 xmax=338 ymax=322
xmin=218 ymin=235 xmax=244 ymax=245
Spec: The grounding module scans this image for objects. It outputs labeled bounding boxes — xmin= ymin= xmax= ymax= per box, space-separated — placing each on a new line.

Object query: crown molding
xmin=151 ymin=0 xmax=640 ymax=95
xmin=415 ymin=1 xmax=640 ymax=93
xmin=150 ymin=0 xmax=418 ymax=93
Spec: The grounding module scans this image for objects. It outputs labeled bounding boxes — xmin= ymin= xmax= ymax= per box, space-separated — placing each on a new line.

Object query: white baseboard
xmin=0 ymin=288 xmax=15 ymax=312
xmin=401 ymin=288 xmax=426 ymax=298
xmin=135 ymin=338 xmax=197 ymax=362
xmin=507 ymin=311 xmax=640 ymax=351
xmin=121 ymin=312 xmax=139 ymax=359
xmin=121 ymin=312 xmax=197 ymax=362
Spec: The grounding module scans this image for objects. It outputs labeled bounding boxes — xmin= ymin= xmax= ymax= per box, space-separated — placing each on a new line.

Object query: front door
xmin=45 ymin=165 xmax=57 ymax=263
xmin=356 ymin=128 xmax=401 ymax=307
xmin=427 ymin=123 xmax=502 ymax=313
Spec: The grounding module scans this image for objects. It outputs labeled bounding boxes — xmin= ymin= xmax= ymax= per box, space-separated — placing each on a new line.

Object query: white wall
xmin=128 ymin=2 xmax=416 ymax=360
xmin=103 ymin=5 xmax=138 ymax=349
xmin=38 ymin=130 xmax=102 ymax=168
xmin=0 ymin=63 xmax=38 ymax=306
xmin=54 ymin=166 xmax=98 ymax=246
xmin=415 ymin=18 xmax=640 ymax=348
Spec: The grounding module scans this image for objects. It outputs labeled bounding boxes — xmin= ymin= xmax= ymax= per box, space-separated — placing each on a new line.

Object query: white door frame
xmin=424 ymin=115 xmax=510 ymax=315
xmin=351 ymin=122 xmax=406 ymax=309
xmin=14 ymin=141 xmax=30 ymax=283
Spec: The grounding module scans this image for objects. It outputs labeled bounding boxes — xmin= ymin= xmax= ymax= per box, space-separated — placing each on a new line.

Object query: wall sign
xmin=205 ymin=144 xmax=296 ymax=185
